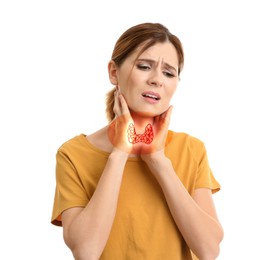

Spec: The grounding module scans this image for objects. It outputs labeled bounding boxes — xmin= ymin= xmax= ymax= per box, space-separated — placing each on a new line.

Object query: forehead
xmin=132 ymin=42 xmax=179 ymax=68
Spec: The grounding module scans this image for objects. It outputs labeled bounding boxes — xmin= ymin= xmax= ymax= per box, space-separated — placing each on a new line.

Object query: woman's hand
xmin=107 ymin=89 xmax=134 ymax=154
xmin=108 ymin=88 xmax=173 ymax=158
xmin=140 ymin=106 xmax=173 ymax=159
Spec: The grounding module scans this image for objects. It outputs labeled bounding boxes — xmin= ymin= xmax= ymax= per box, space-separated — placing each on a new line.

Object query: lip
xmin=141 ymin=91 xmax=161 ymax=104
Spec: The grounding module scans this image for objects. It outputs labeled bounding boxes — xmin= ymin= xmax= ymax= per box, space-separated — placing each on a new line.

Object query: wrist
xmin=110 ymin=148 xmax=129 ymax=161
xmin=142 ymin=151 xmax=171 ymax=171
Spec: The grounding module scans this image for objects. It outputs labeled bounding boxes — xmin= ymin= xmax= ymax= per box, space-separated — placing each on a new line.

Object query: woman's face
xmin=113 ymin=42 xmax=179 ymax=117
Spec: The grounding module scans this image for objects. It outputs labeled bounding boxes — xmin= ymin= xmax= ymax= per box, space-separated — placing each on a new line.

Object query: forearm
xmin=144 ymin=153 xmax=223 ymax=260
xmin=65 ymin=149 xmax=128 ymax=260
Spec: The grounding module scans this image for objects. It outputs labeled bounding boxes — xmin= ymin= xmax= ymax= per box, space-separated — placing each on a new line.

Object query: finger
xmin=158 ymin=106 xmax=173 ymax=125
xmin=164 ymin=105 xmax=173 ymax=123
xmin=113 ymin=90 xmax=121 ymax=116
xmin=118 ymin=94 xmax=130 ymax=115
xmin=153 ymin=115 xmax=160 ymax=126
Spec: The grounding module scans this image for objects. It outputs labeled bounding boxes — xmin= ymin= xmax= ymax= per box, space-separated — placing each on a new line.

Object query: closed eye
xmin=137 ymin=63 xmax=151 ymax=70
xmin=136 ymin=60 xmax=177 ymax=78
xmin=163 ymin=71 xmax=175 ymax=78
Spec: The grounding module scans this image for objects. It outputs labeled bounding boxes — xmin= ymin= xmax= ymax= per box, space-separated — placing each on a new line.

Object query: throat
xmin=130 ymin=112 xmax=154 ymax=131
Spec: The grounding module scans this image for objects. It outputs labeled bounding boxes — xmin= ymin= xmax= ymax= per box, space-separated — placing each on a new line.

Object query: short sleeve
xmin=51 ymin=149 xmax=89 ymax=226
xmin=195 ymin=144 xmax=220 ymax=193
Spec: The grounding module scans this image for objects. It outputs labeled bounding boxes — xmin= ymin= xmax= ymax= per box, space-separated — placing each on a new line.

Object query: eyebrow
xmin=136 ymin=58 xmax=177 ymax=73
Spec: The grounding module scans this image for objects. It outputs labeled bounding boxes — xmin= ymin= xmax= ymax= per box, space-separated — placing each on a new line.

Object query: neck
xmin=130 ymin=111 xmax=154 ymax=133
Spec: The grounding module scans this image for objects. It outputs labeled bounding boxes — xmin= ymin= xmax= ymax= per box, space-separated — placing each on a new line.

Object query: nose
xmin=148 ymin=69 xmax=163 ymax=87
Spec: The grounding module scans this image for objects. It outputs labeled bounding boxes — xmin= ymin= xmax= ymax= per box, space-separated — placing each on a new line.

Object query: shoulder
xmin=166 ymin=130 xmax=207 ymax=162
xmin=168 ymin=130 xmax=205 ymax=150
xmin=57 ymin=134 xmax=88 ymax=155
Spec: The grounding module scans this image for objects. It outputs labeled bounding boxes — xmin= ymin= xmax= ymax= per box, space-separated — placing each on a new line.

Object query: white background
xmin=1 ymin=0 xmax=278 ymax=259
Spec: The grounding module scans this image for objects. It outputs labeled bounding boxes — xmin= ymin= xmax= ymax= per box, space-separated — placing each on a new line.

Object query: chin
xmin=130 ymin=109 xmax=161 ymax=118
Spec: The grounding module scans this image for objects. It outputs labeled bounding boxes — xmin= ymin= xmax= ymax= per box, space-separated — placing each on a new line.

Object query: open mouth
xmin=142 ymin=92 xmax=161 ymax=101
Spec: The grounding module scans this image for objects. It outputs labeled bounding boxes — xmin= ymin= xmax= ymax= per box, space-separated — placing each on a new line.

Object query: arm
xmin=62 ymin=90 xmax=132 ymax=260
xmin=141 ymin=107 xmax=223 ymax=259
xmin=143 ymin=152 xmax=224 ymax=260
xmin=62 ymin=149 xmax=128 ymax=260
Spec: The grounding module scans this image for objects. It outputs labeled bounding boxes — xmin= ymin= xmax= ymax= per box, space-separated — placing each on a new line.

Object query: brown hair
xmin=105 ymin=22 xmax=184 ymax=121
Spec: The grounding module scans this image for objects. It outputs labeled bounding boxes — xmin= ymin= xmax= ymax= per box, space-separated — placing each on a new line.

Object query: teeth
xmin=143 ymin=94 xmax=158 ymax=100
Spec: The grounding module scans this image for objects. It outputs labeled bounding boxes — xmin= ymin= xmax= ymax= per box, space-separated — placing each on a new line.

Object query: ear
xmin=108 ymin=60 xmax=118 ymax=85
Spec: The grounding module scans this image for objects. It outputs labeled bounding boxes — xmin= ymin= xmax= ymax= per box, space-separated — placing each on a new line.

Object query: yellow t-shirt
xmin=51 ymin=131 xmax=220 ymax=259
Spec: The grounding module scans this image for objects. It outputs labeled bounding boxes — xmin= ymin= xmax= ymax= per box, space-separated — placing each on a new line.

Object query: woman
xmin=51 ymin=22 xmax=224 ymax=260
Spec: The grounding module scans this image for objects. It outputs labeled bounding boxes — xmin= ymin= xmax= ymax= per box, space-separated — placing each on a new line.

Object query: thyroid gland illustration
xmin=127 ymin=123 xmax=154 ymax=144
